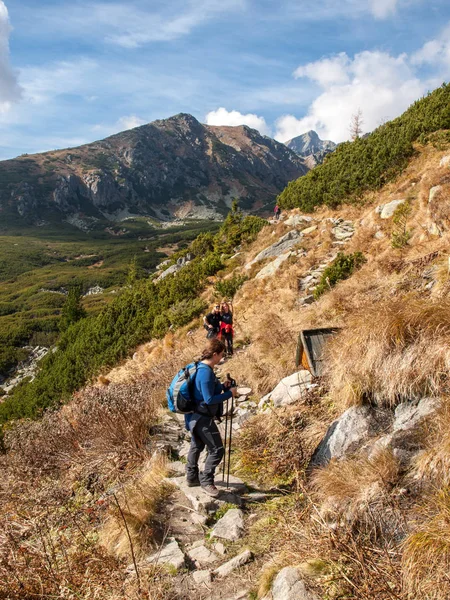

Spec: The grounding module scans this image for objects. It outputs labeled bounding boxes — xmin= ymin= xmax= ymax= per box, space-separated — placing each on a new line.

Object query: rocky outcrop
xmin=375 ymin=199 xmax=405 ymax=219
xmin=259 ymin=370 xmax=313 ymax=408
xmin=0 ymin=114 xmax=308 ymax=230
xmin=246 ymin=230 xmax=302 ymax=269
xmin=310 ymin=405 xmax=393 ymax=467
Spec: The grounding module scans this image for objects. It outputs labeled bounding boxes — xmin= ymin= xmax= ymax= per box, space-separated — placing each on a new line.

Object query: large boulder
xmin=259 ymin=370 xmax=313 ymax=408
xmin=310 ymin=405 xmax=393 ymax=467
xmin=376 ymin=199 xmax=405 ymax=219
xmin=211 ymin=508 xmax=245 ymax=541
xmin=393 ymin=397 xmax=440 ymax=432
xmin=271 ymin=567 xmax=319 ymax=600
xmin=256 ymin=251 xmax=292 ymax=279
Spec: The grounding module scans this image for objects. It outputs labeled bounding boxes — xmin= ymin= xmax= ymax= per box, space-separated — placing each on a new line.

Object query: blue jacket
xmin=185 ymin=362 xmax=232 ymax=430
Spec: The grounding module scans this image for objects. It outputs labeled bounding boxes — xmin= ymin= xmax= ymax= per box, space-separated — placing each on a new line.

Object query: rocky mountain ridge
xmin=0 ymin=114 xmax=308 ymax=231
xmin=285 ymin=129 xmax=336 ymax=168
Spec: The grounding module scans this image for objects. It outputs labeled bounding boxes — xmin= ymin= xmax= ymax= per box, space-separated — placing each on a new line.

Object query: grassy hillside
xmin=278 ymin=83 xmax=450 ymax=211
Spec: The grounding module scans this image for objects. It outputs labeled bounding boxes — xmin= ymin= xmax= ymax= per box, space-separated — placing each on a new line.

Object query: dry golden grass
xmin=325 ymin=296 xmax=450 ymax=408
xmin=313 ymin=449 xmax=400 ymax=512
xmin=402 ymin=487 xmax=450 ymax=599
xmin=99 ymin=457 xmax=171 ymax=561
xmin=414 ymin=399 xmax=450 ymax=485
xmin=235 ymin=390 xmax=331 ymax=486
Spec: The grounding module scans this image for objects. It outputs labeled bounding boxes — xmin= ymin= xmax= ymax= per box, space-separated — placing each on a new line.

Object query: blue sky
xmin=0 ymin=0 xmax=449 ymax=159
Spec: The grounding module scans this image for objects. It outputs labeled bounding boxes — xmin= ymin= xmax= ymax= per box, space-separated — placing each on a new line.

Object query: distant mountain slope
xmin=285 ymin=130 xmax=336 ymax=167
xmin=278 ymin=83 xmax=450 ymax=212
xmin=0 ymin=114 xmax=308 ymax=231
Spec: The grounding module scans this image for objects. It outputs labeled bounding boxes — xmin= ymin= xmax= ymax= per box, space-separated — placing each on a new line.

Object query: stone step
xmin=168 ymin=476 xmax=247 ymax=514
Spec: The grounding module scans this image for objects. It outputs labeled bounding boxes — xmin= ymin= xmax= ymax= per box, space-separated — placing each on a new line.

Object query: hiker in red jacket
xmin=274 ymin=204 xmax=281 ymax=220
xmin=219 ymin=301 xmax=234 ymax=356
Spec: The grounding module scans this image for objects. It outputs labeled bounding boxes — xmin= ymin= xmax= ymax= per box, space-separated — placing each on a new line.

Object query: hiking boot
xmin=186 ymin=477 xmax=200 ymax=487
xmin=201 ymin=484 xmax=220 ymax=498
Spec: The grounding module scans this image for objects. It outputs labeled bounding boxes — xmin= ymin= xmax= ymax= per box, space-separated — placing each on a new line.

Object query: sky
xmin=0 ymin=0 xmax=449 ymax=159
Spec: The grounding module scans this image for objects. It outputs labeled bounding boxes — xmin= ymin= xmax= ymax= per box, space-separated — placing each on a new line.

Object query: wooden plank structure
xmin=296 ymin=328 xmax=340 ymax=377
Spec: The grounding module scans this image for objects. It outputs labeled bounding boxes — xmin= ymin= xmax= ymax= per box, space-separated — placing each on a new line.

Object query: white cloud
xmin=92 ymin=115 xmax=147 ymax=137
xmin=369 ymin=0 xmax=398 ymax=19
xmin=205 ymin=107 xmax=271 ymax=135
xmin=33 ymin=0 xmax=246 ymax=48
xmin=411 ymin=24 xmax=450 ymax=76
xmin=116 ymin=115 xmax=147 ymax=130
xmin=0 ymin=1 xmax=22 ymax=111
xmin=294 ymin=53 xmax=350 ymax=86
xmin=276 ymin=50 xmax=425 ymax=143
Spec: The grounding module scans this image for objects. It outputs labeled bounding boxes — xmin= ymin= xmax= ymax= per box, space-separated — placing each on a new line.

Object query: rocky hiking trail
xmin=141 ymin=403 xmax=261 ymax=600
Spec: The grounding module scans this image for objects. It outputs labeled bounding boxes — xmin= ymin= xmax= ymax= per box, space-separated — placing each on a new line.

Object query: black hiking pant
xmin=222 ymin=332 xmax=233 ymax=355
xmin=186 ymin=415 xmax=224 ymax=486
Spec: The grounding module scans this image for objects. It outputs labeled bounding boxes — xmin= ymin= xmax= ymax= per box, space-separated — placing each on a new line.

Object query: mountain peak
xmin=285 ymin=130 xmax=336 ymax=166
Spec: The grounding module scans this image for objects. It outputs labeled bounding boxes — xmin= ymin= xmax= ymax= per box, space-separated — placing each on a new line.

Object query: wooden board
xmin=296 ymin=328 xmax=340 ymax=377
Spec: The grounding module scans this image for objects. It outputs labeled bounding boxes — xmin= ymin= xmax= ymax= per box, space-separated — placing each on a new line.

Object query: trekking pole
xmin=222 ymin=395 xmax=229 ymax=482
xmin=225 ymin=373 xmax=236 ymax=488
xmin=227 ymin=393 xmax=234 ymax=489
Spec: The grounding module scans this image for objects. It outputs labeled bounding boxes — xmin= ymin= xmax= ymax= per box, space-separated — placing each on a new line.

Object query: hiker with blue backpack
xmin=167 ymin=338 xmax=237 ymax=497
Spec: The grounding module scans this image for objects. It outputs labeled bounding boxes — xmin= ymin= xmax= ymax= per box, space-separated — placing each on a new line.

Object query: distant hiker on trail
xmin=219 ymin=301 xmax=234 ymax=356
xmin=185 ymin=338 xmax=237 ymax=497
xmin=274 ymin=204 xmax=281 ymax=220
xmin=203 ymin=303 xmax=221 ymax=339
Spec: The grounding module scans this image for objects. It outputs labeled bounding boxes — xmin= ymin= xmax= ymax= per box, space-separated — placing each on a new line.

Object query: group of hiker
xmin=202 ymin=301 xmax=234 ymax=356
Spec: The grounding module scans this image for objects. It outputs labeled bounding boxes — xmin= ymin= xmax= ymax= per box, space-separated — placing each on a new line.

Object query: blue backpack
xmin=166 ymin=362 xmax=199 ymax=413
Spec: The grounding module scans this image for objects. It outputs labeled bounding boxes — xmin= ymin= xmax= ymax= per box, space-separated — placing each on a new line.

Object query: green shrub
xmin=391 ymin=201 xmax=412 ymax=249
xmin=314 ymin=252 xmax=366 ymax=299
xmin=278 ymin=84 xmax=450 ymax=211
xmin=214 ymin=274 xmax=248 ymax=299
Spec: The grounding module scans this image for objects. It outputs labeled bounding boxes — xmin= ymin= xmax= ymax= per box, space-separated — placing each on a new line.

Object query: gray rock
xmin=380 ymin=199 xmax=405 ymax=219
xmin=428 ymin=222 xmax=441 ymax=236
xmin=213 ymin=549 xmax=253 ymax=577
xmin=374 ymin=230 xmax=385 ymax=239
xmin=271 ymin=567 xmax=319 ymax=600
xmin=333 ymin=228 xmax=354 ymax=241
xmin=284 ymin=214 xmax=313 ymax=226
xmin=440 ymin=155 xmax=450 ymax=168
xmin=213 ymin=541 xmax=227 ymax=555
xmin=169 ymin=476 xmax=246 ymax=514
xmin=237 ymin=387 xmax=252 ymax=396
xmin=301 ymin=225 xmax=317 ymax=235
xmin=246 ymin=230 xmax=301 ymax=269
xmin=429 ymin=185 xmax=442 ymax=203
xmin=187 ymin=544 xmax=218 ymax=565
xmin=261 ymin=370 xmax=313 ymax=408
xmin=191 ymin=570 xmax=212 ymax=585
xmin=211 ymin=508 xmax=245 ymax=541
xmin=393 ymin=398 xmax=440 ymax=432
xmin=155 ymin=263 xmax=182 ymax=281
xmin=256 ymin=251 xmax=292 ymax=279
xmin=311 ymin=406 xmax=393 ymax=467
xmin=299 ymin=294 xmax=315 ymax=306
xmin=143 ymin=538 xmax=185 ymax=570
xmin=156 ymin=259 xmax=171 ymax=270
